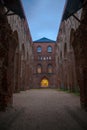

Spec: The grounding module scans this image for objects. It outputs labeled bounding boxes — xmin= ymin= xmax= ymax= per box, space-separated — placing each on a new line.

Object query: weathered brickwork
xmin=7 ymin=9 xmax=33 ymax=92
xmin=0 ymin=1 xmax=87 ymax=111
xmin=56 ymin=9 xmax=82 ymax=92
xmin=0 ymin=6 xmax=17 ymax=110
xmin=71 ymin=3 xmax=87 ymax=110
xmin=0 ymin=5 xmax=33 ymax=110
xmin=56 ymin=2 xmax=87 ymax=110
xmin=32 ymin=38 xmax=56 ymax=88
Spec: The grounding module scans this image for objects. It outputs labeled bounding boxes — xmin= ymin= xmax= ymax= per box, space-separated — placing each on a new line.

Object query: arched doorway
xmin=41 ymin=78 xmax=49 ymax=88
xmin=14 ymin=30 xmax=20 ymax=93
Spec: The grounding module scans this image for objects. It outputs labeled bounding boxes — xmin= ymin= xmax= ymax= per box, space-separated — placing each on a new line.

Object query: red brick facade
xmin=32 ymin=38 xmax=56 ymax=88
xmin=0 ymin=1 xmax=87 ymax=111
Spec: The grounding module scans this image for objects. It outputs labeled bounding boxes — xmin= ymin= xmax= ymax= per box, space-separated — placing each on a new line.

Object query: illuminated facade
xmin=32 ymin=37 xmax=56 ymax=88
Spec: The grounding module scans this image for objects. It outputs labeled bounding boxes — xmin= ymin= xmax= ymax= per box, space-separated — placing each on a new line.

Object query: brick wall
xmin=32 ymin=41 xmax=56 ymax=88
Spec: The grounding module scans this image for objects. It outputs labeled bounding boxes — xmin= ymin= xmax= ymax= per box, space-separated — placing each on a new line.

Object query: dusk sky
xmin=21 ymin=0 xmax=66 ymax=41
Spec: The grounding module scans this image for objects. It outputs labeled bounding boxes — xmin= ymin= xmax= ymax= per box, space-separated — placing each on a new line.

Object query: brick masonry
xmin=0 ymin=1 xmax=87 ymax=111
xmin=0 ymin=5 xmax=33 ymax=110
xmin=56 ymin=1 xmax=87 ymax=110
xmin=32 ymin=39 xmax=57 ymax=88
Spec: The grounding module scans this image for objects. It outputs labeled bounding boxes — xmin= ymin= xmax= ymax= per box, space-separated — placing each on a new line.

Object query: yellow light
xmin=41 ymin=78 xmax=49 ymax=87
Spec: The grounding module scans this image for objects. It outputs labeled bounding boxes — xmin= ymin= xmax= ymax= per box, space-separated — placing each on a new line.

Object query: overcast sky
xmin=21 ymin=0 xmax=66 ymax=41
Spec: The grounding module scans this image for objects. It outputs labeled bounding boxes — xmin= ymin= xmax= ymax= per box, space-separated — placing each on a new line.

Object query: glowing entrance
xmin=41 ymin=78 xmax=49 ymax=87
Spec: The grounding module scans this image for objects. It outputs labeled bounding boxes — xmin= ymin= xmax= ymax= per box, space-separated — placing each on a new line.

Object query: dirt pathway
xmin=0 ymin=89 xmax=87 ymax=130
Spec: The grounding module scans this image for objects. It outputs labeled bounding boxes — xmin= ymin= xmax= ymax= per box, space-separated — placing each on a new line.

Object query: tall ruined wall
xmin=7 ymin=9 xmax=33 ymax=92
xmin=71 ymin=2 xmax=87 ymax=110
xmin=33 ymin=41 xmax=56 ymax=88
xmin=0 ymin=6 xmax=18 ymax=110
xmin=0 ymin=5 xmax=33 ymax=110
xmin=56 ymin=2 xmax=87 ymax=110
xmin=56 ymin=9 xmax=82 ymax=92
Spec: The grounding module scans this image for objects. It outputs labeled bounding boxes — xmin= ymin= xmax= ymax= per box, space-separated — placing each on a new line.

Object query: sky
xmin=21 ymin=0 xmax=66 ymax=41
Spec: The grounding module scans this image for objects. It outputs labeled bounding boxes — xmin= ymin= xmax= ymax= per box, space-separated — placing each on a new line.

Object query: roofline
xmin=33 ymin=37 xmax=56 ymax=43
xmin=33 ymin=41 xmax=56 ymax=43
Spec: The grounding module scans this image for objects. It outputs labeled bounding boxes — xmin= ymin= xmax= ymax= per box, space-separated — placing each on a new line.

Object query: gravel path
xmin=0 ymin=89 xmax=87 ymax=130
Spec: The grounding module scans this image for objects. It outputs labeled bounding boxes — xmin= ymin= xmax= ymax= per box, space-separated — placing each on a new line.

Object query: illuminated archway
xmin=41 ymin=78 xmax=49 ymax=87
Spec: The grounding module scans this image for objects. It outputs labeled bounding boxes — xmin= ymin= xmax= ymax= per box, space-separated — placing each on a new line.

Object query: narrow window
xmin=49 ymin=56 xmax=51 ymax=60
xmin=48 ymin=64 xmax=52 ymax=73
xmin=37 ymin=64 xmax=42 ymax=73
xmin=47 ymin=46 xmax=52 ymax=52
xmin=37 ymin=46 xmax=42 ymax=52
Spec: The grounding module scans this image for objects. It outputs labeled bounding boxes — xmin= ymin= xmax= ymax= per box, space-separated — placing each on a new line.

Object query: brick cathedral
xmin=32 ymin=37 xmax=56 ymax=88
xmin=0 ymin=0 xmax=87 ymax=111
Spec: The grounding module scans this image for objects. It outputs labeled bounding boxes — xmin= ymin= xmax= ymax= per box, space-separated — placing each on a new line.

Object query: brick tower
xmin=32 ymin=37 xmax=56 ymax=88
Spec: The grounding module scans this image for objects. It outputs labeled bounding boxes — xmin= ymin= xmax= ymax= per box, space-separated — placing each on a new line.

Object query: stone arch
xmin=40 ymin=76 xmax=49 ymax=88
xmin=14 ymin=46 xmax=20 ymax=92
xmin=47 ymin=64 xmax=53 ymax=73
xmin=21 ymin=44 xmax=26 ymax=91
xmin=69 ymin=28 xmax=77 ymax=92
xmin=0 ymin=12 xmax=19 ymax=109
xmin=37 ymin=64 xmax=42 ymax=74
xmin=13 ymin=30 xmax=20 ymax=93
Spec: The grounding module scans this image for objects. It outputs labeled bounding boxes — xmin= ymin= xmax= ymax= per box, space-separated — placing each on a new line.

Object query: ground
xmin=0 ymin=89 xmax=87 ymax=130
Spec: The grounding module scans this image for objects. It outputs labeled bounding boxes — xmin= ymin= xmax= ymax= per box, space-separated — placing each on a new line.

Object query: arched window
xmin=47 ymin=46 xmax=52 ymax=52
xmin=37 ymin=64 xmax=42 ymax=73
xmin=48 ymin=64 xmax=52 ymax=73
xmin=37 ymin=46 xmax=42 ymax=52
xmin=38 ymin=56 xmax=43 ymax=61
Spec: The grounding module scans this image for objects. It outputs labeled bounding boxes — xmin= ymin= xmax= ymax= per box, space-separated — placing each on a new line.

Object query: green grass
xmin=56 ymin=88 xmax=80 ymax=96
